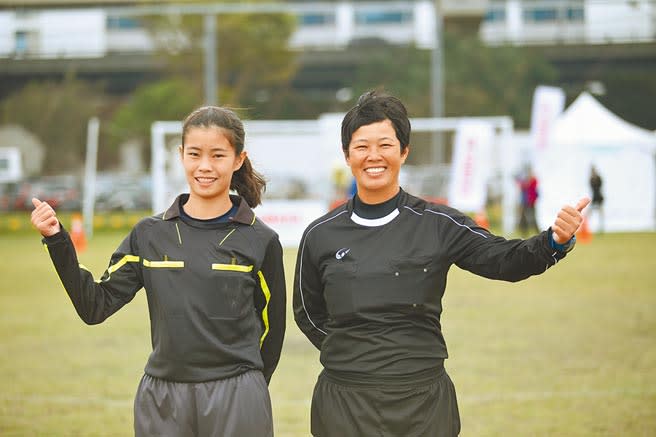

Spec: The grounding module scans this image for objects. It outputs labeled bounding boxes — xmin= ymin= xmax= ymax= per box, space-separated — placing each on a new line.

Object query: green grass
xmin=1 ymin=230 xmax=655 ymax=436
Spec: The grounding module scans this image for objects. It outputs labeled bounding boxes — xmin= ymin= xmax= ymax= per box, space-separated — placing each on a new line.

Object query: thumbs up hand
xmin=31 ymin=198 xmax=61 ymax=237
xmin=551 ymin=197 xmax=590 ymax=244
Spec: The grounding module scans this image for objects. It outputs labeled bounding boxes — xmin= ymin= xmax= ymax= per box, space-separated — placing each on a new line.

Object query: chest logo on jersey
xmin=335 ymin=247 xmax=350 ymax=260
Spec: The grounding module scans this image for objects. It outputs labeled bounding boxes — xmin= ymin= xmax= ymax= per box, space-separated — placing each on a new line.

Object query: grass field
xmin=1 ymin=229 xmax=655 ymax=436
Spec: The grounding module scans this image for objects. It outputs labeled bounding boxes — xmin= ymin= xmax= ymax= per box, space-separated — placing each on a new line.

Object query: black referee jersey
xmin=42 ymin=194 xmax=286 ymax=384
xmin=293 ymin=189 xmax=567 ymax=378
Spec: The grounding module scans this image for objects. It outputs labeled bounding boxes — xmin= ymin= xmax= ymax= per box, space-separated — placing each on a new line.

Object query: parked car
xmin=8 ymin=175 xmax=81 ymax=211
xmin=94 ymin=173 xmax=151 ymax=211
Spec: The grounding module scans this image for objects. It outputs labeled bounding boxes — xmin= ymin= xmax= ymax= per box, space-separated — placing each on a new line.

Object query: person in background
xmin=589 ymin=165 xmax=604 ymax=233
xmin=31 ymin=106 xmax=286 ymax=437
xmin=293 ymin=90 xmax=588 ymax=437
xmin=516 ymin=166 xmax=540 ymax=236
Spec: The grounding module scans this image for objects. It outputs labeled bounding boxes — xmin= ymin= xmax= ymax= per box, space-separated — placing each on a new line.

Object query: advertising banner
xmin=530 ymin=85 xmax=565 ymax=155
xmin=255 ymin=200 xmax=327 ymax=248
xmin=448 ymin=121 xmax=494 ymax=213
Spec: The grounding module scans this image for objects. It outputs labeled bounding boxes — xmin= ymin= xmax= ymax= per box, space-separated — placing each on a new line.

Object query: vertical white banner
xmin=448 ymin=121 xmax=494 ymax=212
xmin=531 ymin=85 xmax=565 ymax=154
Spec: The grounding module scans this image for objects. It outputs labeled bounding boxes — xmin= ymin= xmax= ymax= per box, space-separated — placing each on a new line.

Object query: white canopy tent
xmin=534 ymin=92 xmax=656 ymax=232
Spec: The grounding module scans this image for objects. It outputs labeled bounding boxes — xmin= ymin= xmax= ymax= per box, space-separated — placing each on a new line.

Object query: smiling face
xmin=345 ymin=119 xmax=409 ymax=204
xmin=180 ymin=126 xmax=245 ymax=209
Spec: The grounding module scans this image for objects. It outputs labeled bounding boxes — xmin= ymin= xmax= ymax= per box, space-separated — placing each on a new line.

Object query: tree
xmin=443 ymin=33 xmax=558 ymax=128
xmin=598 ymin=72 xmax=656 ymax=131
xmin=107 ymin=2 xmax=301 ymax=155
xmin=141 ymin=2 xmax=298 ymax=109
xmin=349 ymin=33 xmax=558 ymax=129
xmin=107 ymin=78 xmax=202 ymax=161
xmin=351 ymin=46 xmax=432 ymax=117
xmin=109 ymin=78 xmax=201 ymax=143
xmin=0 ymin=74 xmax=102 ymax=173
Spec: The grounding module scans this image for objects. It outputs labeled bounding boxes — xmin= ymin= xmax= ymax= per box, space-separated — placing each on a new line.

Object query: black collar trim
xmin=162 ymin=194 xmax=255 ymax=225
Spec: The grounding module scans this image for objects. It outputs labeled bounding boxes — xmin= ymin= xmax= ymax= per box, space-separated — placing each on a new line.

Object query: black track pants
xmin=311 ymin=367 xmax=460 ymax=437
xmin=134 ymin=370 xmax=273 ymax=437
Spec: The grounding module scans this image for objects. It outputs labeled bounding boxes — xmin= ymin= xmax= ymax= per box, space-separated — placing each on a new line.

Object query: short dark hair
xmin=341 ymin=90 xmax=411 ymax=155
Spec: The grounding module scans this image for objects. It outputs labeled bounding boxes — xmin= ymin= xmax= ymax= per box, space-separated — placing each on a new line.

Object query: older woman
xmin=293 ymin=90 xmax=587 ymax=436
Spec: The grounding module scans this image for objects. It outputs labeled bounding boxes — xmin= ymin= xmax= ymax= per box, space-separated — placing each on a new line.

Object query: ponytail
xmin=231 ymin=156 xmax=266 ymax=207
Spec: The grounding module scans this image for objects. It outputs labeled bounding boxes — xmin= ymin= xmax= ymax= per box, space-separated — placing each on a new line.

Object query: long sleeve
xmin=255 ymin=237 xmax=286 ymax=384
xmin=42 ymin=226 xmax=143 ymax=325
xmin=293 ymin=231 xmax=328 ymax=350
xmin=440 ymin=208 xmax=565 ymax=282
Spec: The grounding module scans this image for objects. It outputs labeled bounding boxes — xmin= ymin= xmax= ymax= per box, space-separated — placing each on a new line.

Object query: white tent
xmin=534 ymin=92 xmax=656 ymax=232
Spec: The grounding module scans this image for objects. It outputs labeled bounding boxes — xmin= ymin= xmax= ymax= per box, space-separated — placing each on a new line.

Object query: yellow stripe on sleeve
xmin=257 ymin=270 xmax=272 ymax=347
xmin=109 ymin=255 xmax=140 ymax=274
xmin=95 ymin=254 xmax=140 ymax=283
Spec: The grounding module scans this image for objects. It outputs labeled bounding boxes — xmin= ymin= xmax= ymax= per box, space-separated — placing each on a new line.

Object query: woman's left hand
xmin=551 ymin=197 xmax=590 ymax=244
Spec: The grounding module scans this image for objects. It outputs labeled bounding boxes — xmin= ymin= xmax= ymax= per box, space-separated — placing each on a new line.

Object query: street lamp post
xmin=430 ymin=0 xmax=445 ymax=165
xmin=203 ymin=14 xmax=217 ymax=105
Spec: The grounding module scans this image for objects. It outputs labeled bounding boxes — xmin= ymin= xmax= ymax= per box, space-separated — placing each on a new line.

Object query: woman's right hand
xmin=31 ymin=197 xmax=61 ymax=237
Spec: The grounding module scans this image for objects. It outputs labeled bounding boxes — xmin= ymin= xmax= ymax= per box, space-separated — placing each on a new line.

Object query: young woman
xmin=31 ymin=106 xmax=286 ymax=436
xmin=293 ymin=91 xmax=588 ymax=436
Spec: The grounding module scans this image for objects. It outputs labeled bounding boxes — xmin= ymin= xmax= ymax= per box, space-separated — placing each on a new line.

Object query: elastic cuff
xmin=548 ymin=227 xmax=574 ymax=252
xmin=41 ymin=223 xmax=67 ymax=245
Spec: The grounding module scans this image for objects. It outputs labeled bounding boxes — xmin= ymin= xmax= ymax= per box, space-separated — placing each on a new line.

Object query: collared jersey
xmin=43 ymin=194 xmax=286 ymax=384
xmin=293 ymin=190 xmax=566 ymax=378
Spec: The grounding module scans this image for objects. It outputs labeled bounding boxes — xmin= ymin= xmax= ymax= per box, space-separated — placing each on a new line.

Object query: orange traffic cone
xmin=576 ymin=215 xmax=592 ymax=244
xmin=474 ymin=211 xmax=490 ymax=230
xmin=70 ymin=213 xmax=87 ymax=253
